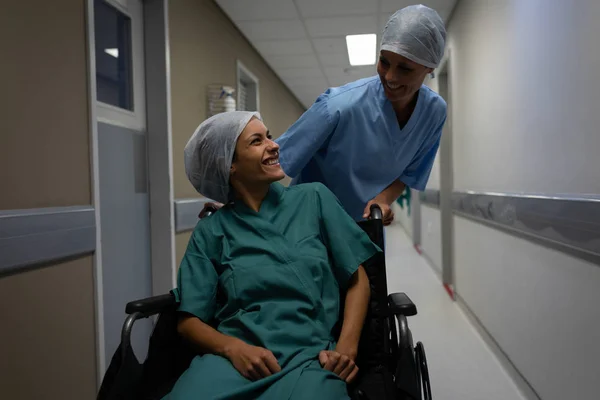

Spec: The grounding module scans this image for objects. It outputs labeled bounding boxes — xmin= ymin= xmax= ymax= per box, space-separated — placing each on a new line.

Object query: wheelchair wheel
xmin=415 ymin=342 xmax=432 ymax=400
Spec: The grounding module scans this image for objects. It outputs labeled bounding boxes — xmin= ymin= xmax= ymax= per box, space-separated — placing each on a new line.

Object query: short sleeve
xmin=276 ymin=92 xmax=338 ymax=179
xmin=400 ymin=114 xmax=445 ymax=191
xmin=176 ymin=226 xmax=218 ymax=322
xmin=314 ymin=183 xmax=381 ymax=288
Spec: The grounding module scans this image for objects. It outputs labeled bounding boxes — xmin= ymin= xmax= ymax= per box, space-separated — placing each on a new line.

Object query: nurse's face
xmin=377 ymin=50 xmax=433 ymax=104
xmin=230 ymin=118 xmax=285 ymax=186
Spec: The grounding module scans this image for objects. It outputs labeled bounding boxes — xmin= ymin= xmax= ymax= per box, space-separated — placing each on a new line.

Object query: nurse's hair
xmin=184 ymin=111 xmax=262 ymax=203
xmin=381 ymin=5 xmax=446 ymax=69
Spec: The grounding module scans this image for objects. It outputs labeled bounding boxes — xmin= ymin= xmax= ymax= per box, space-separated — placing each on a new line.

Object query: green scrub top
xmin=166 ymin=182 xmax=381 ymax=400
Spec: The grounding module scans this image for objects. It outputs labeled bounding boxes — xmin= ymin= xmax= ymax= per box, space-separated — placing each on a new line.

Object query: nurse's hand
xmin=199 ymin=201 xmax=224 ymax=218
xmin=224 ymin=339 xmax=281 ymax=381
xmin=319 ymin=350 xmax=359 ymax=383
xmin=363 ymin=200 xmax=394 ymax=226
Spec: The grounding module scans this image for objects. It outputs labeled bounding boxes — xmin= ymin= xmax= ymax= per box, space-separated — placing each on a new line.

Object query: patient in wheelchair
xmin=166 ymin=111 xmax=381 ymax=400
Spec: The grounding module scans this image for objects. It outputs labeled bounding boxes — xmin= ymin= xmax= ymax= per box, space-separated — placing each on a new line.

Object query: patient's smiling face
xmin=230 ymin=118 xmax=285 ymax=186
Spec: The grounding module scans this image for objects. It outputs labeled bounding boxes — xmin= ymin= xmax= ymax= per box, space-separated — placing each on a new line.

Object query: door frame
xmin=412 ymin=189 xmax=422 ymax=248
xmin=436 ymin=49 xmax=455 ymax=291
xmin=85 ymin=0 xmax=175 ymax=386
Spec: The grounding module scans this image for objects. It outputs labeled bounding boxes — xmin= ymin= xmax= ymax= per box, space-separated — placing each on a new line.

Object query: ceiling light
xmin=105 ymin=48 xmax=119 ymax=58
xmin=346 ymin=34 xmax=376 ymax=66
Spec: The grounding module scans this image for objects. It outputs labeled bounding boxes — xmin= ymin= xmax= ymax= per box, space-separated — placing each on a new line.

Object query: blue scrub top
xmin=276 ymin=75 xmax=447 ymax=221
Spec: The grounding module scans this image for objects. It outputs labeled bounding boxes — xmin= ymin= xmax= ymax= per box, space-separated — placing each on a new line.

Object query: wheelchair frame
xmin=100 ymin=204 xmax=431 ymax=400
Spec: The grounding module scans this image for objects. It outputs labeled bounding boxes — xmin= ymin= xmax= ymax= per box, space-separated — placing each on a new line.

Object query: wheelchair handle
xmin=202 ymin=205 xmax=218 ymax=218
xmin=121 ymin=293 xmax=178 ymax=363
xmin=369 ymin=204 xmax=383 ymax=220
xmin=121 ymin=311 xmax=142 ymax=363
xmin=125 ymin=292 xmax=177 ymax=315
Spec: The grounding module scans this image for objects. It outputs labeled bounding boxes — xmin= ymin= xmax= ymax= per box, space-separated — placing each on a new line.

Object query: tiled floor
xmin=384 ymin=223 xmax=528 ymax=400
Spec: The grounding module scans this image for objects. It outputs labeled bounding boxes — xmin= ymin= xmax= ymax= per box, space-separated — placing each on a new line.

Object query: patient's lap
xmin=166 ymin=354 xmax=350 ymax=400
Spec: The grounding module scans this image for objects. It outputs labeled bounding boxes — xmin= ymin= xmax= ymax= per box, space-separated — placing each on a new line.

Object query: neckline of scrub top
xmin=380 ymin=84 xmax=426 ymax=136
xmin=231 ymin=182 xmax=284 ymax=217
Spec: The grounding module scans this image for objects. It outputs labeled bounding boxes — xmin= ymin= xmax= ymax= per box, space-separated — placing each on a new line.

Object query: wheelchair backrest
xmin=355 ymin=219 xmax=390 ymax=370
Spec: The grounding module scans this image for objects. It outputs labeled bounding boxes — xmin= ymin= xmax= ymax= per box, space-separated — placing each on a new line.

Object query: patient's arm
xmin=178 ymin=315 xmax=281 ymax=380
xmin=335 ymin=265 xmax=370 ymax=360
xmin=178 ymin=315 xmax=235 ymax=357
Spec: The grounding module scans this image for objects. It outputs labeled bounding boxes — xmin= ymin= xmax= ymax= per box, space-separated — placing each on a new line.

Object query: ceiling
xmin=215 ymin=0 xmax=457 ymax=109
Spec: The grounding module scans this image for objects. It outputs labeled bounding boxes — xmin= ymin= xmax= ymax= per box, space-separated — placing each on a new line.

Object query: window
xmin=94 ymin=0 xmax=133 ymax=111
xmin=94 ymin=0 xmax=145 ymax=131
xmin=236 ymin=61 xmax=259 ymax=112
xmin=238 ymin=80 xmax=248 ymax=112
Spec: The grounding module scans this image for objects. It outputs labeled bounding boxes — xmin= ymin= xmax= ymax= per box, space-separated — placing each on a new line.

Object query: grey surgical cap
xmin=184 ymin=111 xmax=261 ymax=203
xmin=381 ymin=4 xmax=446 ymax=68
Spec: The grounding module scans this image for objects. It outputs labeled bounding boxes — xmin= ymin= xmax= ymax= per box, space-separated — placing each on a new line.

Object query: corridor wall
xmin=0 ymin=0 xmax=97 ymax=398
xmin=169 ymin=0 xmax=306 ymax=263
xmin=436 ymin=1 xmax=600 ymax=398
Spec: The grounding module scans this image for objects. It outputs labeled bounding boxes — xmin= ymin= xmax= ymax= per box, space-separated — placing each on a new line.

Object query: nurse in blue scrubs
xmin=201 ymin=5 xmax=446 ymax=226
xmin=276 ymin=5 xmax=447 ymax=225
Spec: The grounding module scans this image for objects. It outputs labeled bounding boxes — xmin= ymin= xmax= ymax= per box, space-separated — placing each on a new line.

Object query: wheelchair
xmin=97 ymin=204 xmax=432 ymax=400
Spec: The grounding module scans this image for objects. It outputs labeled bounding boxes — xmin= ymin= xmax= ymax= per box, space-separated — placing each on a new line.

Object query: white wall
xmin=426 ymin=151 xmax=441 ymax=192
xmin=447 ymin=0 xmax=600 ymax=398
xmin=418 ymin=150 xmax=442 ymax=274
xmin=392 ymin=200 xmax=413 ymax=237
xmin=420 ymin=205 xmax=442 ymax=274
xmin=455 ymin=217 xmax=600 ymax=400
xmin=449 ymin=0 xmax=600 ymax=195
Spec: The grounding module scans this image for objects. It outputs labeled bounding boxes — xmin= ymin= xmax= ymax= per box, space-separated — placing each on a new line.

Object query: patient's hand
xmin=224 ymin=339 xmax=281 ymax=381
xmin=319 ymin=350 xmax=359 ymax=383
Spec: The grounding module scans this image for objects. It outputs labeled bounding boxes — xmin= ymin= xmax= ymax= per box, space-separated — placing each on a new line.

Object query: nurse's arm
xmin=363 ymin=179 xmax=406 ymax=222
xmin=335 ymin=265 xmax=370 ymax=360
xmin=375 ymin=179 xmax=406 ymax=205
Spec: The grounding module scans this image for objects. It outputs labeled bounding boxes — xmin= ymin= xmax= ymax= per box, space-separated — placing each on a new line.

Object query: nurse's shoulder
xmin=420 ymin=85 xmax=447 ymax=123
xmin=324 ymin=76 xmax=381 ymax=112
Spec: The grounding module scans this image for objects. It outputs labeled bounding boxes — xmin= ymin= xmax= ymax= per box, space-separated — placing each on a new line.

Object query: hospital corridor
xmin=384 ymin=220 xmax=529 ymax=400
xmin=1 ymin=0 xmax=599 ymax=399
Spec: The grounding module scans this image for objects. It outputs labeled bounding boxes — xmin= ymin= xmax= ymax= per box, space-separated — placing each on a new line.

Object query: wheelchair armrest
xmin=388 ymin=292 xmax=417 ymax=316
xmin=125 ymin=293 xmax=177 ymax=316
